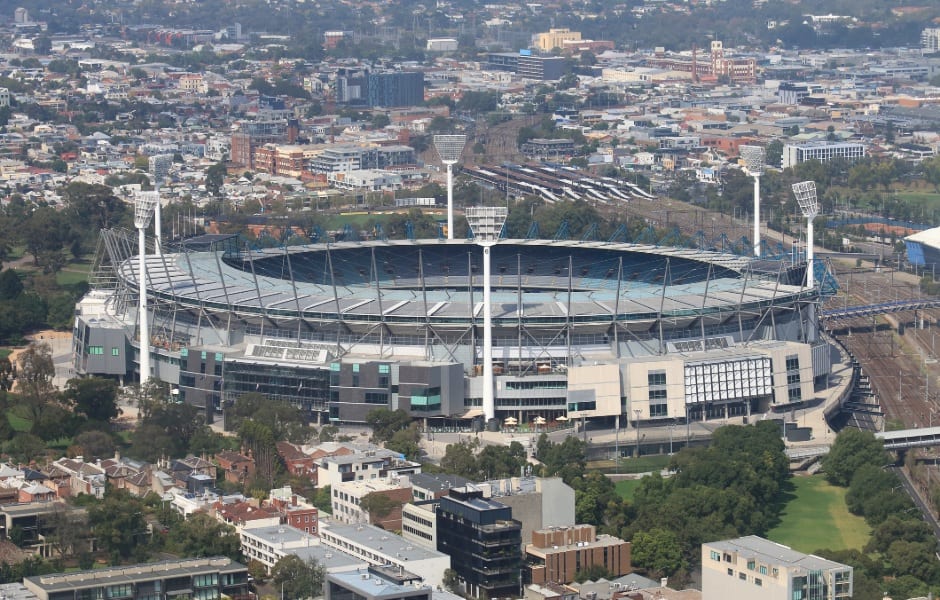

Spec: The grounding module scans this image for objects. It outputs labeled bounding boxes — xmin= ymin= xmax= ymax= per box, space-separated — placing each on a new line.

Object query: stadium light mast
xmin=134 ymin=192 xmax=158 ymax=386
xmin=466 ymin=206 xmax=508 ymax=423
xmin=148 ymin=154 xmax=172 ymax=254
xmin=433 ymin=135 xmax=467 ymax=240
xmin=740 ymin=145 xmax=765 ymax=257
xmin=792 ymin=181 xmax=820 ymax=288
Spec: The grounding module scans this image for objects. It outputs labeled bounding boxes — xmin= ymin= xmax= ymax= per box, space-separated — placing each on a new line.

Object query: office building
xmin=525 ymin=525 xmax=631 ymax=585
xmin=534 ymin=29 xmax=581 ymax=52
xmin=23 ymin=557 xmax=250 ymax=600
xmin=436 ymin=487 xmax=522 ymax=599
xmin=782 ymin=141 xmax=866 ymax=168
xmin=319 ymin=521 xmax=451 ymax=588
xmin=922 ymin=28 xmax=940 ymax=53
xmin=702 ymin=536 xmax=852 ymax=600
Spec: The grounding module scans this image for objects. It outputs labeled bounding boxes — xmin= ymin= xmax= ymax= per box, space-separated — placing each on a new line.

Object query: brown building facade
xmin=525 ymin=525 xmax=631 ymax=585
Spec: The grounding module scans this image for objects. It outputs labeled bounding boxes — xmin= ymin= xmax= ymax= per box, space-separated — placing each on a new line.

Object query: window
xmin=648 ymin=389 xmax=667 ymax=400
xmin=727 ymin=568 xmax=733 ymax=576
xmin=649 ymin=404 xmax=668 ymax=417
xmin=739 ymin=573 xmax=746 ymax=581
xmin=747 ymin=560 xmax=755 ymax=571
xmin=760 ymin=565 xmax=768 ymax=575
xmin=379 ymin=364 xmax=390 ymax=374
xmin=111 ymin=347 xmax=120 ymax=356
xmin=787 ymin=372 xmax=801 ymax=385
xmin=89 ymin=346 xmax=104 ymax=355
xmin=365 ymin=392 xmax=388 ymax=404
xmin=648 ymin=371 xmax=666 ymax=386
xmin=755 ymin=578 xmax=762 ymax=587
xmin=785 ymin=356 xmax=799 ymax=371
xmin=710 ymin=551 xmax=721 ymax=561
xmin=788 ymin=387 xmax=802 ymax=401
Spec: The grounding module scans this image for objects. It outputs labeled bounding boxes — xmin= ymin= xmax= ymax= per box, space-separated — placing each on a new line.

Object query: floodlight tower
xmin=740 ymin=145 xmax=765 ymax=257
xmin=148 ymin=154 xmax=172 ymax=254
xmin=466 ymin=206 xmax=508 ymax=423
xmin=792 ymin=181 xmax=820 ymax=288
xmin=433 ymin=135 xmax=467 ymax=240
xmin=134 ymin=192 xmax=158 ymax=385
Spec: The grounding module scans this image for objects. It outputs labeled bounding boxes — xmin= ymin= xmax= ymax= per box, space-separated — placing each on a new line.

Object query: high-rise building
xmin=366 ymin=72 xmax=424 ymax=108
xmin=922 ymin=28 xmax=940 ymax=52
xmin=436 ymin=487 xmax=521 ymax=599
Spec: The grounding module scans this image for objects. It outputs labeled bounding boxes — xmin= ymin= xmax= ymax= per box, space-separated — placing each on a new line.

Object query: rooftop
xmin=706 ymin=536 xmax=850 ymax=572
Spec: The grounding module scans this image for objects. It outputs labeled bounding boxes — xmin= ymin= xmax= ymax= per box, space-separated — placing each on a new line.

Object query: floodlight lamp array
xmin=466 ymin=206 xmax=508 ymax=242
xmin=433 ymin=134 xmax=467 ymax=164
xmin=791 ymin=181 xmax=819 ymax=218
xmin=134 ymin=191 xmax=159 ymax=229
xmin=740 ymin=145 xmax=765 ymax=176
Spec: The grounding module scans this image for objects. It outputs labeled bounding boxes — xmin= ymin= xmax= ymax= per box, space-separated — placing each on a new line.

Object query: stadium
xmin=73 ymin=227 xmax=829 ymax=430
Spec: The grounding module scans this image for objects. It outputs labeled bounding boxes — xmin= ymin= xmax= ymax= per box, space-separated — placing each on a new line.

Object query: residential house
xmin=214 ymin=451 xmax=255 ymax=486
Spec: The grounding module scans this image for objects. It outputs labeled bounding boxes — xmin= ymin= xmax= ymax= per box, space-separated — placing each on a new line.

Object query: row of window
xmin=87 ymin=346 xmax=120 ymax=356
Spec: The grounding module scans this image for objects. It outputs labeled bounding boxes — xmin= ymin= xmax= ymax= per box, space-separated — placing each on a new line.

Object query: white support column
xmin=153 ymin=192 xmax=162 ymax=256
xmin=138 ymin=227 xmax=150 ymax=385
xmin=753 ymin=175 xmax=760 ymax=257
xmin=446 ymin=163 xmax=454 ymax=240
xmin=482 ymin=242 xmax=494 ymax=421
xmin=807 ymin=217 xmax=815 ymax=288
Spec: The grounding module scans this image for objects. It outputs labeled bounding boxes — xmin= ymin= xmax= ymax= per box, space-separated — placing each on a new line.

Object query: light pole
xmin=669 ymin=421 xmax=675 ymax=455
xmin=148 ymin=154 xmax=172 ymax=253
xmin=134 ymin=192 xmax=158 ymax=386
xmin=433 ymin=135 xmax=467 ymax=240
xmin=792 ymin=181 xmax=820 ymax=288
xmin=740 ymin=145 xmax=765 ymax=257
xmin=466 ymin=206 xmax=508 ymax=423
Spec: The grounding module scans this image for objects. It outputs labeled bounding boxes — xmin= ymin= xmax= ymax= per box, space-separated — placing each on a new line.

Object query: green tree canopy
xmin=271 ymin=555 xmax=325 ymax=599
xmin=64 ymin=377 xmax=120 ymax=422
xmin=822 ymin=429 xmax=888 ymax=487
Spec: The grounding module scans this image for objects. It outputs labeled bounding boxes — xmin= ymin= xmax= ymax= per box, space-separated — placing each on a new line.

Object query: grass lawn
xmin=588 ymin=454 xmax=672 ymax=474
xmin=768 ymin=475 xmax=870 ymax=554
xmin=56 ymin=268 xmax=92 ymax=287
xmin=615 ymin=478 xmax=644 ymax=501
xmin=7 ymin=412 xmax=32 ymax=432
xmin=0 ymin=348 xmax=10 ymax=360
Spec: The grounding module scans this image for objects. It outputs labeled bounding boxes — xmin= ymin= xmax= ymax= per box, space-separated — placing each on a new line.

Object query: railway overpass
xmin=821 ymin=298 xmax=940 ymax=321
xmin=876 ymin=426 xmax=940 ymax=450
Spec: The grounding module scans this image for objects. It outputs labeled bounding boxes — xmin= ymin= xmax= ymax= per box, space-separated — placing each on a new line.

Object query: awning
xmin=460 ymin=409 xmax=484 ymax=419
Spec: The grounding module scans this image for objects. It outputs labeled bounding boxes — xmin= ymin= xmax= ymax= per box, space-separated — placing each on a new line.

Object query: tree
xmin=574 ymin=564 xmax=613 ymax=583
xmin=271 ymin=555 xmax=325 ymax=600
xmin=72 ymin=430 xmax=116 ymax=460
xmin=360 ymin=492 xmax=401 ymax=527
xmin=87 ymin=489 xmax=148 ymax=562
xmin=166 ymin=513 xmax=241 ymax=561
xmin=64 ymin=377 xmax=120 ymax=422
xmin=631 ymin=528 xmax=684 ymax=577
xmin=0 ymin=357 xmax=13 ymax=391
xmin=442 ymin=568 xmax=461 ymax=594
xmin=440 ymin=439 xmax=480 ymax=479
xmin=765 ymin=140 xmax=783 ymax=168
xmin=822 ymin=429 xmax=887 ymax=487
xmin=366 ymin=408 xmax=412 ymax=443
xmin=206 ymin=162 xmax=226 ymax=198
xmin=386 ymin=425 xmax=421 ymax=460
xmin=16 ymin=342 xmax=55 ymax=403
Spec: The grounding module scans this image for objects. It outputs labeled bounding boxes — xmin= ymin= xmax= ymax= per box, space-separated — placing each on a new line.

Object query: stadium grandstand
xmin=73 ymin=228 xmax=829 ymax=431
